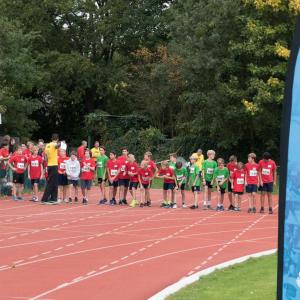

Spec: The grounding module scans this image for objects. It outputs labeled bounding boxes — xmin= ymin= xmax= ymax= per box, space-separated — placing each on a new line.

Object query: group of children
xmin=0 ymin=141 xmax=277 ymax=214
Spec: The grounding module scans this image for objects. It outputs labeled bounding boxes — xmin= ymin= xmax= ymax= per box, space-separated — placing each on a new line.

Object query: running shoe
xmin=146 ymin=200 xmax=151 ymax=207
xmin=248 ymin=208 xmax=252 ymax=213
xmin=260 ymin=207 xmax=264 ymax=214
xmin=82 ymin=198 xmax=88 ymax=205
xmin=74 ymin=197 xmax=78 ymax=203
xmin=182 ymin=204 xmax=187 ymax=208
xmin=17 ymin=196 xmax=23 ymax=201
xmin=269 ymin=207 xmax=273 ymax=215
xmin=122 ymin=199 xmax=128 ymax=205
xmin=68 ymin=197 xmax=72 ymax=203
xmin=172 ymin=204 xmax=177 ymax=209
xmin=253 ymin=207 xmax=256 ymax=213
xmin=190 ymin=205 xmax=199 ymax=209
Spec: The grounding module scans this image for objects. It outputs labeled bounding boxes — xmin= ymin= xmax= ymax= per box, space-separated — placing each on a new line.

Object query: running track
xmin=0 ymin=189 xmax=278 ymax=300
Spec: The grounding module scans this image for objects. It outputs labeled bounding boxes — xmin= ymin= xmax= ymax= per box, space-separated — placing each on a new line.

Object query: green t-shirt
xmin=169 ymin=161 xmax=176 ymax=170
xmin=96 ymin=155 xmax=108 ymax=178
xmin=202 ymin=160 xmax=218 ymax=182
xmin=189 ymin=164 xmax=201 ymax=187
xmin=174 ymin=167 xmax=188 ymax=184
xmin=213 ymin=167 xmax=229 ymax=189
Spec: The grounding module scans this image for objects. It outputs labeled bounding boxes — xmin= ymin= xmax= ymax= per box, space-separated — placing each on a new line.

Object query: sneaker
xmin=216 ymin=206 xmax=220 ymax=211
xmin=228 ymin=204 xmax=234 ymax=211
xmin=253 ymin=207 xmax=256 ymax=213
xmin=146 ymin=201 xmax=151 ymax=207
xmin=164 ymin=204 xmax=172 ymax=208
xmin=172 ymin=204 xmax=177 ymax=209
xmin=219 ymin=206 xmax=224 ymax=211
xmin=234 ymin=207 xmax=240 ymax=212
xmin=64 ymin=199 xmax=69 ymax=203
xmin=118 ymin=200 xmax=123 ymax=205
xmin=122 ymin=199 xmax=128 ymax=205
xmin=17 ymin=196 xmax=23 ymax=201
xmin=12 ymin=196 xmax=18 ymax=201
xmin=130 ymin=199 xmax=138 ymax=207
xmin=103 ymin=198 xmax=108 ymax=204
xmin=98 ymin=199 xmax=105 ymax=205
xmin=160 ymin=202 xmax=167 ymax=208
xmin=202 ymin=205 xmax=208 ymax=210
xmin=182 ymin=204 xmax=187 ymax=208
xmin=68 ymin=197 xmax=72 ymax=203
xmin=248 ymin=208 xmax=252 ymax=213
xmin=269 ymin=207 xmax=273 ymax=214
xmin=82 ymin=198 xmax=88 ymax=205
xmin=190 ymin=205 xmax=198 ymax=209
xmin=74 ymin=197 xmax=78 ymax=203
xmin=140 ymin=203 xmax=144 ymax=207
xmin=110 ymin=199 xmax=117 ymax=206
xmin=207 ymin=205 xmax=212 ymax=210
xmin=30 ymin=196 xmax=36 ymax=202
xmin=33 ymin=197 xmax=39 ymax=202
xmin=260 ymin=207 xmax=264 ymax=214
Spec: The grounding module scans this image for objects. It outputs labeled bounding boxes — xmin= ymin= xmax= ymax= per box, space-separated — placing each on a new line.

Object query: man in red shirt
xmin=8 ymin=146 xmax=27 ymax=200
xmin=117 ymin=147 xmax=130 ymax=205
xmin=80 ymin=149 xmax=95 ymax=204
xmin=227 ymin=155 xmax=237 ymax=211
xmin=28 ymin=146 xmax=44 ymax=202
xmin=106 ymin=151 xmax=120 ymax=205
xmin=258 ymin=152 xmax=277 ymax=214
xmin=245 ymin=153 xmax=259 ymax=213
xmin=77 ymin=140 xmax=87 ymax=162
xmin=232 ymin=162 xmax=245 ymax=212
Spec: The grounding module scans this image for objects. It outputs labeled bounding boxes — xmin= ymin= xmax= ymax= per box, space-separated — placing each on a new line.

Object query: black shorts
xmin=234 ymin=191 xmax=244 ymax=195
xmin=177 ymin=183 xmax=185 ymax=191
xmin=163 ymin=183 xmax=175 ymax=190
xmin=205 ymin=180 xmax=213 ymax=189
xmin=98 ymin=177 xmax=107 ymax=184
xmin=58 ymin=174 xmax=68 ymax=186
xmin=13 ymin=173 xmax=24 ymax=184
xmin=109 ymin=180 xmax=119 ymax=188
xmin=142 ymin=183 xmax=150 ymax=189
xmin=218 ymin=187 xmax=226 ymax=194
xmin=118 ymin=179 xmax=129 ymax=187
xmin=192 ymin=186 xmax=201 ymax=192
xmin=228 ymin=181 xmax=233 ymax=193
xmin=68 ymin=180 xmax=79 ymax=186
xmin=31 ymin=179 xmax=40 ymax=185
xmin=129 ymin=182 xmax=139 ymax=190
xmin=246 ymin=184 xmax=258 ymax=193
xmin=81 ymin=180 xmax=92 ymax=190
xmin=261 ymin=182 xmax=274 ymax=193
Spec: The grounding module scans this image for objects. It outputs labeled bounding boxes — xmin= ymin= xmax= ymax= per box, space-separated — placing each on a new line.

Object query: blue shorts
xmin=246 ymin=184 xmax=258 ymax=193
xmin=262 ymin=182 xmax=273 ymax=193
xmin=81 ymin=180 xmax=92 ymax=190
xmin=68 ymin=180 xmax=79 ymax=187
xmin=118 ymin=179 xmax=129 ymax=188
xmin=192 ymin=186 xmax=201 ymax=193
xmin=109 ymin=180 xmax=119 ymax=188
xmin=129 ymin=182 xmax=139 ymax=190
xmin=58 ymin=174 xmax=68 ymax=186
xmin=163 ymin=183 xmax=175 ymax=190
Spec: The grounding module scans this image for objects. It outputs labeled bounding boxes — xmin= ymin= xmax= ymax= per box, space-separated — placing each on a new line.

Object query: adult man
xmin=77 ymin=140 xmax=87 ymax=162
xmin=192 ymin=148 xmax=204 ymax=175
xmin=91 ymin=141 xmax=101 ymax=161
xmin=41 ymin=133 xmax=60 ymax=204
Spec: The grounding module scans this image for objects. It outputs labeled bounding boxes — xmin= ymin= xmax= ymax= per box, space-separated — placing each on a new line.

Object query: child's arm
xmin=8 ymin=160 xmax=15 ymax=172
xmin=27 ymin=163 xmax=31 ymax=180
xmin=193 ymin=174 xmax=199 ymax=187
xmin=273 ymin=168 xmax=277 ymax=186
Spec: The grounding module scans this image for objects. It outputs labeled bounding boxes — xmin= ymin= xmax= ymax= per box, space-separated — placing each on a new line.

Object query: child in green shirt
xmin=202 ymin=150 xmax=217 ymax=209
xmin=174 ymin=161 xmax=188 ymax=208
xmin=213 ymin=158 xmax=229 ymax=211
xmin=189 ymin=156 xmax=201 ymax=209
xmin=96 ymin=146 xmax=109 ymax=204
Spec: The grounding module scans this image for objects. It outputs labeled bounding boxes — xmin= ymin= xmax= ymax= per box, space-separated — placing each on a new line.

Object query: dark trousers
xmin=41 ymin=166 xmax=58 ymax=202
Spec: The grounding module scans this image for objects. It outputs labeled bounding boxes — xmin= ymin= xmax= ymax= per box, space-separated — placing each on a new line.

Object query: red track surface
xmin=0 ymin=188 xmax=278 ymax=300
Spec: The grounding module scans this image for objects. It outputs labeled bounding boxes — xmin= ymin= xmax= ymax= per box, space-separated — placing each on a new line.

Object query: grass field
xmin=167 ymin=254 xmax=277 ymax=300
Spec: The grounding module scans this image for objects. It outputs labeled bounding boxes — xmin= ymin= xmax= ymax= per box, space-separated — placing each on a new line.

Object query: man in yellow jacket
xmin=192 ymin=149 xmax=204 ymax=175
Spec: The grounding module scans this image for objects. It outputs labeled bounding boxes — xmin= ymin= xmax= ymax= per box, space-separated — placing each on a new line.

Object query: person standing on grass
xmin=258 ymin=152 xmax=277 ymax=214
xmin=8 ymin=146 xmax=27 ymax=201
xmin=77 ymin=140 xmax=87 ymax=162
xmin=27 ymin=146 xmax=44 ymax=202
xmin=41 ymin=133 xmax=61 ymax=204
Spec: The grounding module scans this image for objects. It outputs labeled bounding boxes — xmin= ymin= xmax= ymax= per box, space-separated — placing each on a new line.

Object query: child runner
xmin=168 ymin=153 xmax=177 ymax=205
xmin=245 ymin=153 xmax=259 ymax=213
xmin=202 ymin=150 xmax=217 ymax=209
xmin=258 ymin=152 xmax=277 ymax=214
xmin=58 ymin=149 xmax=69 ymax=203
xmin=227 ymin=155 xmax=237 ymax=211
xmin=127 ymin=154 xmax=139 ymax=207
xmin=174 ymin=161 xmax=188 ymax=208
xmin=97 ymin=146 xmax=109 ymax=204
xmin=157 ymin=161 xmax=176 ymax=208
xmin=189 ymin=156 xmax=201 ymax=209
xmin=8 ymin=146 xmax=27 ymax=200
xmin=232 ymin=162 xmax=246 ymax=212
xmin=144 ymin=151 xmax=158 ymax=207
xmin=139 ymin=161 xmax=153 ymax=207
xmin=213 ymin=158 xmax=229 ymax=211
xmin=117 ymin=147 xmax=130 ymax=205
xmin=80 ymin=149 xmax=96 ymax=204
xmin=27 ymin=146 xmax=44 ymax=202
xmin=106 ymin=151 xmax=120 ymax=206
xmin=66 ymin=151 xmax=81 ymax=203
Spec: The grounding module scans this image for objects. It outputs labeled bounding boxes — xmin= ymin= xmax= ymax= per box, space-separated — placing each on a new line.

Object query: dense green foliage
xmin=0 ymin=1 xmax=298 ymax=160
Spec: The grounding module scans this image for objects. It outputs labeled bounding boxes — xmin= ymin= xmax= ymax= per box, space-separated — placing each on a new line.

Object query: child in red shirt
xmin=126 ymin=154 xmax=139 ymax=207
xmin=245 ymin=153 xmax=259 ymax=213
xmin=106 ymin=151 xmax=120 ymax=206
xmin=227 ymin=155 xmax=237 ymax=211
xmin=80 ymin=149 xmax=95 ymax=204
xmin=117 ymin=147 xmax=130 ymax=205
xmin=139 ymin=161 xmax=153 ymax=207
xmin=58 ymin=149 xmax=69 ymax=203
xmin=156 ymin=160 xmax=176 ymax=208
xmin=232 ymin=162 xmax=245 ymax=212
xmin=28 ymin=146 xmax=44 ymax=202
xmin=8 ymin=146 xmax=27 ymax=200
xmin=258 ymin=152 xmax=277 ymax=214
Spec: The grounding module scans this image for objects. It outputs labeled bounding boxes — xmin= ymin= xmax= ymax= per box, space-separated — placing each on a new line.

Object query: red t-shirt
xmin=28 ymin=155 xmax=43 ymax=179
xmin=9 ymin=155 xmax=27 ymax=174
xmin=232 ymin=169 xmax=245 ymax=193
xmin=245 ymin=162 xmax=259 ymax=185
xmin=158 ymin=167 xmax=175 ymax=184
xmin=77 ymin=146 xmax=86 ymax=161
xmin=22 ymin=148 xmax=31 ymax=160
xmin=106 ymin=159 xmax=120 ymax=181
xmin=0 ymin=147 xmax=10 ymax=170
xmin=147 ymin=160 xmax=157 ymax=174
xmin=259 ymin=159 xmax=277 ymax=183
xmin=227 ymin=162 xmax=237 ymax=178
xmin=58 ymin=156 xmax=69 ymax=175
xmin=80 ymin=158 xmax=95 ymax=180
xmin=139 ymin=168 xmax=153 ymax=185
xmin=117 ymin=156 xmax=130 ymax=180
xmin=126 ymin=162 xmax=139 ymax=182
